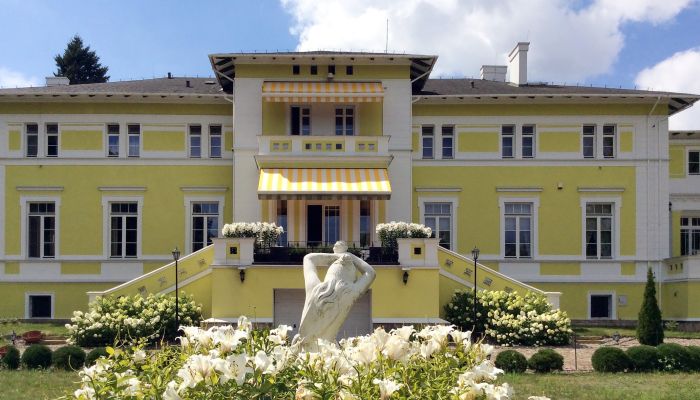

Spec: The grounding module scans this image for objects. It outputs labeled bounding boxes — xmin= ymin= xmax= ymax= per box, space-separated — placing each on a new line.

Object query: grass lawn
xmin=0 ymin=370 xmax=79 ymax=400
xmin=572 ymin=325 xmax=700 ymax=339
xmin=501 ymin=372 xmax=700 ymax=400
xmin=0 ymin=322 xmax=69 ymax=345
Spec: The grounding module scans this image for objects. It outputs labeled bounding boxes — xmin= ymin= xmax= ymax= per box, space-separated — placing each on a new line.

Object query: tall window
xmin=209 ymin=125 xmax=222 ymax=158
xmin=110 ymin=202 xmax=138 ymax=258
xmin=27 ymin=202 xmax=55 ymax=258
xmin=681 ymin=217 xmax=700 ymax=256
xmin=127 ymin=124 xmax=140 ymax=157
xmin=442 ymin=125 xmax=454 ymax=159
xmin=335 ymin=107 xmax=354 ymax=135
xmin=424 ymin=202 xmax=452 ymax=249
xmin=324 ymin=205 xmax=340 ymax=244
xmin=504 ymin=203 xmax=532 ymax=258
xmin=26 ymin=123 xmax=38 ymax=157
xmin=582 ymin=125 xmax=596 ymax=158
xmin=46 ymin=123 xmax=58 ymax=157
xmin=501 ymin=125 xmax=514 ymax=158
xmin=603 ymin=124 xmax=616 ymax=158
xmin=521 ymin=125 xmax=535 ymax=158
xmin=586 ymin=203 xmax=613 ymax=259
xmin=360 ymin=200 xmax=371 ymax=247
xmin=189 ymin=125 xmax=202 ymax=158
xmin=290 ymin=106 xmax=311 ymax=135
xmin=107 ymin=124 xmax=120 ymax=157
xmin=421 ymin=125 xmax=434 ymax=159
xmin=276 ymin=200 xmax=288 ymax=245
xmin=192 ymin=202 xmax=218 ymax=252
xmin=689 ymin=151 xmax=699 ymax=175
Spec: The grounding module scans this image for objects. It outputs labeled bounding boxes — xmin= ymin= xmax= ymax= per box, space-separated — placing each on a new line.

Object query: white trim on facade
xmin=24 ymin=292 xmax=55 ymax=319
xmin=498 ymin=196 xmax=540 ymax=259
xmin=183 ymin=195 xmax=225 ymax=254
xmin=20 ymin=195 xmax=61 ymax=260
xmin=101 ymin=196 xmax=144 ymax=259
xmin=418 ymin=196 xmax=459 ymax=250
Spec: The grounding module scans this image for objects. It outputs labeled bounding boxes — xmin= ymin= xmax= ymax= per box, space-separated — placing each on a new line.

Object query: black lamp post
xmin=471 ymin=246 xmax=480 ymax=335
xmin=172 ymin=247 xmax=181 ymax=332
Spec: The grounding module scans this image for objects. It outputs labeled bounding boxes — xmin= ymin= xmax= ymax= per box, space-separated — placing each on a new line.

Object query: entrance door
xmin=307 ymin=205 xmax=323 ymax=246
xmin=590 ymin=294 xmax=613 ymax=318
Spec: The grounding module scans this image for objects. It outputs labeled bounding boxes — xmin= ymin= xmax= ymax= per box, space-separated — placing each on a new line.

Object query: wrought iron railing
xmin=253 ymin=241 xmax=398 ymax=265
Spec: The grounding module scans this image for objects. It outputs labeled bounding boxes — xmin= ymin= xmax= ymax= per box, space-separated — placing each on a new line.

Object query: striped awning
xmin=262 ymin=81 xmax=384 ymax=103
xmin=258 ymin=168 xmax=391 ymax=200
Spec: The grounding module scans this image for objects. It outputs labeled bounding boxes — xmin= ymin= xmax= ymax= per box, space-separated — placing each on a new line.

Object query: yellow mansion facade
xmin=1 ymin=44 xmax=699 ymax=331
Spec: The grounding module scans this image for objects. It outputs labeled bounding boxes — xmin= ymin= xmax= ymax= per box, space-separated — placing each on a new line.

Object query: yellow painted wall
xmin=4 ymin=262 xmax=20 ymax=274
xmin=619 ymin=131 xmax=634 ymax=153
xmin=0 ymin=282 xmax=116 ymax=318
xmin=530 ymin=282 xmax=646 ymax=320
xmin=540 ymin=263 xmax=581 ymax=276
xmin=60 ymin=263 xmax=101 ymax=275
xmin=225 ymin=129 xmax=233 ymax=152
xmin=669 ymin=145 xmax=686 ymax=178
xmin=262 ymin=102 xmax=286 ymax=135
xmin=358 ymin=103 xmax=383 ymax=136
xmin=413 ymin=103 xmax=668 ymax=116
xmin=235 ymin=64 xmax=410 ymax=80
xmin=142 ymin=131 xmax=186 ymax=151
xmin=8 ymin=130 xmax=21 ymax=151
xmin=457 ymin=131 xmax=499 ymax=152
xmin=0 ymin=103 xmax=231 ymax=115
xmin=179 ymin=273 xmax=213 ymax=318
xmin=538 ymin=132 xmax=580 ymax=153
xmin=60 ymin=130 xmax=103 ymax=151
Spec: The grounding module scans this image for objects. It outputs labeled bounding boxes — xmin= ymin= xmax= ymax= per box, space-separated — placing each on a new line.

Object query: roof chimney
xmin=185 ymin=80 xmax=191 ymax=88
xmin=507 ymin=42 xmax=529 ymax=86
xmin=45 ymin=76 xmax=70 ymax=87
xmin=167 ymin=72 xmax=172 ymax=79
xmin=480 ymin=65 xmax=507 ymax=82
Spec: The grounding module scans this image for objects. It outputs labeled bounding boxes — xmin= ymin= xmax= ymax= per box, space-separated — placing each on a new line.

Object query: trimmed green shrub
xmin=591 ymin=347 xmax=631 ymax=372
xmin=686 ymin=346 xmax=700 ymax=371
xmin=86 ymin=347 xmax=109 ymax=366
xmin=1 ymin=346 xmax=20 ymax=370
xmin=626 ymin=345 xmax=659 ymax=372
xmin=657 ymin=343 xmax=692 ymax=371
xmin=527 ymin=349 xmax=564 ymax=373
xmin=52 ymin=345 xmax=86 ymax=370
xmin=21 ymin=344 xmax=52 ymax=369
xmin=637 ymin=268 xmax=664 ymax=346
xmin=495 ymin=350 xmax=528 ymax=373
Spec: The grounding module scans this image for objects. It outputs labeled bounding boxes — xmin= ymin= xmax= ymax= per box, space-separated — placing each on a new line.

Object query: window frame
xmin=441 ymin=125 xmax=454 ymax=159
xmin=680 ymin=216 xmax=700 ymax=256
xmin=581 ymin=199 xmax=620 ymax=260
xmin=20 ymin=196 xmax=60 ymax=260
xmin=334 ymin=106 xmax=355 ymax=136
xmin=25 ymin=123 xmax=39 ymax=158
xmin=588 ymin=291 xmax=616 ymax=319
xmin=25 ymin=292 xmax=55 ymax=319
xmin=26 ymin=201 xmax=57 ymax=259
xmin=688 ymin=150 xmax=700 ymax=176
xmin=127 ymin=124 xmax=141 ymax=158
xmin=101 ymin=196 xmax=142 ymax=259
xmin=501 ymin=124 xmax=515 ymax=159
xmin=109 ymin=202 xmax=139 ymax=259
xmin=503 ymin=202 xmax=533 ymax=259
xmin=499 ymin=197 xmax=539 ymax=259
xmin=289 ymin=105 xmax=311 ymax=136
xmin=106 ymin=123 xmax=121 ymax=157
xmin=602 ymin=124 xmax=617 ymax=159
xmin=209 ymin=124 xmax=223 ymax=158
xmin=582 ymin=124 xmax=596 ymax=159
xmin=184 ymin=196 xmax=225 ymax=254
xmin=419 ymin=197 xmax=458 ymax=250
xmin=521 ymin=124 xmax=535 ymax=159
xmin=188 ymin=124 xmax=202 ymax=158
xmin=45 ymin=123 xmax=59 ymax=158
xmin=421 ymin=125 xmax=435 ymax=159
xmin=190 ymin=201 xmax=220 ymax=252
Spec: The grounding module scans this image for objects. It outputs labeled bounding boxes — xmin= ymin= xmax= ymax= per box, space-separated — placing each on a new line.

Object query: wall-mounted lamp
xmin=402 ymin=270 xmax=409 ymax=285
xmin=239 ymin=267 xmax=246 ymax=283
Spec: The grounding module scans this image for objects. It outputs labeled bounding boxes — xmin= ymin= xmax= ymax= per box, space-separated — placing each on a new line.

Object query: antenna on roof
xmin=385 ymin=18 xmax=389 ymax=53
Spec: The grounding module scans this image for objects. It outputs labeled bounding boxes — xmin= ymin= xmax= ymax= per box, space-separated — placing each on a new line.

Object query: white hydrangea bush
xmin=445 ymin=290 xmax=572 ymax=346
xmin=222 ymin=222 xmax=284 ymax=247
xmin=71 ymin=317 xmax=549 ymax=399
xmin=376 ymin=221 xmax=432 ymax=249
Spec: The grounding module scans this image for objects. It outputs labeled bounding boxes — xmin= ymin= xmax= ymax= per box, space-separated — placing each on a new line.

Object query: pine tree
xmin=636 ymin=268 xmax=664 ymax=346
xmin=54 ymin=35 xmax=109 ymax=84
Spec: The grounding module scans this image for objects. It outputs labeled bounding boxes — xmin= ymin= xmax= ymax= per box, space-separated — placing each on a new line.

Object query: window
xmin=586 ymin=203 xmax=613 ymax=259
xmin=360 ymin=200 xmax=371 ymax=247
xmin=681 ymin=217 xmax=700 ymax=256
xmin=191 ymin=202 xmax=219 ymax=252
xmin=501 ymin=125 xmax=514 ymax=158
xmin=324 ymin=205 xmax=340 ymax=244
xmin=421 ymin=126 xmax=434 ymax=159
xmin=310 ymin=65 xmax=318 ymax=75
xmin=27 ymin=294 xmax=52 ymax=318
xmin=292 ymin=65 xmax=300 ymax=75
xmin=521 ymin=125 xmax=535 ymax=158
xmin=46 ymin=123 xmax=58 ymax=157
xmin=424 ymin=202 xmax=452 ymax=249
xmin=26 ymin=123 xmax=38 ymax=157
xmin=209 ymin=125 xmax=222 ymax=158
xmin=504 ymin=203 xmax=532 ymax=258
xmin=346 ymin=65 xmax=354 ymax=75
xmin=276 ymin=200 xmax=288 ymax=245
xmin=189 ymin=125 xmax=202 ymax=158
xmin=127 ymin=124 xmax=140 ymax=157
xmin=290 ymin=106 xmax=311 ymax=135
xmin=603 ymin=124 xmax=616 ymax=158
xmin=28 ymin=202 xmax=55 ymax=258
xmin=335 ymin=107 xmax=354 ymax=136
xmin=110 ymin=202 xmax=138 ymax=258
xmin=689 ymin=151 xmax=699 ymax=175
xmin=107 ymin=124 xmax=120 ymax=157
xmin=582 ymin=125 xmax=596 ymax=158
xmin=590 ymin=294 xmax=613 ymax=319
xmin=328 ymin=65 xmax=336 ymax=75
xmin=442 ymin=125 xmax=454 ymax=159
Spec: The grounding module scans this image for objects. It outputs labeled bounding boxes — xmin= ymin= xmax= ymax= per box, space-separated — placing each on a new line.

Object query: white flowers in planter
xmin=222 ymin=222 xmax=284 ymax=247
xmin=376 ymin=221 xmax=432 ymax=248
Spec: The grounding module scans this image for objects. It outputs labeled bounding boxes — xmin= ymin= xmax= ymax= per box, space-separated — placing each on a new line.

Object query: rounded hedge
xmin=657 ymin=343 xmax=692 ymax=371
xmin=686 ymin=346 xmax=700 ymax=372
xmin=52 ymin=345 xmax=86 ymax=370
xmin=86 ymin=347 xmax=109 ymax=366
xmin=527 ymin=349 xmax=564 ymax=373
xmin=1 ymin=346 xmax=20 ymax=370
xmin=626 ymin=345 xmax=659 ymax=372
xmin=495 ymin=350 xmax=528 ymax=373
xmin=591 ymin=347 xmax=631 ymax=372
xmin=21 ymin=344 xmax=53 ymax=370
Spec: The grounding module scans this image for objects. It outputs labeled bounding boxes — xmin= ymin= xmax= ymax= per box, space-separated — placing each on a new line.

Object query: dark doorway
xmin=590 ymin=294 xmax=612 ymax=319
xmin=307 ymin=205 xmax=323 ymax=246
xmin=29 ymin=295 xmax=52 ymax=318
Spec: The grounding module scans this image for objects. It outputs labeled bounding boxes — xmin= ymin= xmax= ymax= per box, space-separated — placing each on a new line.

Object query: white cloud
xmin=280 ymin=0 xmax=693 ymax=82
xmin=0 ymin=67 xmax=41 ymax=88
xmin=636 ymin=48 xmax=700 ymax=130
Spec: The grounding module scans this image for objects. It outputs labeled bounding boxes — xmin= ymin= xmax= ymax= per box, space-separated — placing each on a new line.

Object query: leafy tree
xmin=637 ymin=268 xmax=664 ymax=346
xmin=54 ymin=35 xmax=109 ymax=84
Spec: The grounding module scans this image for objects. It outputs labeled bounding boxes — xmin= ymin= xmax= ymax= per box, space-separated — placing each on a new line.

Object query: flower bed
xmin=71 ymin=317 xmax=548 ymax=399
xmin=375 ymin=221 xmax=432 ymax=249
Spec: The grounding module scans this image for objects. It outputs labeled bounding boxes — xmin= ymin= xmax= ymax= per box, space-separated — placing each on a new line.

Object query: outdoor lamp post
xmin=172 ymin=247 xmax=181 ymax=332
xmin=471 ymin=246 xmax=480 ymax=336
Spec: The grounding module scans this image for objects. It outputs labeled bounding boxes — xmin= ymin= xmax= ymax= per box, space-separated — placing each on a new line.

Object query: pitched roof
xmin=0 ymin=77 xmax=223 ymax=96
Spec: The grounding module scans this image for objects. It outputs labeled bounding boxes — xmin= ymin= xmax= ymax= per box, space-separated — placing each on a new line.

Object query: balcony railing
xmin=252 ymin=241 xmax=399 ymax=265
xmin=258 ymin=135 xmax=390 ymax=156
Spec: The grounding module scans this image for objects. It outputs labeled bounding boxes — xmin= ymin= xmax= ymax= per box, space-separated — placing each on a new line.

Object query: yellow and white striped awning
xmin=258 ymin=168 xmax=391 ymax=200
xmin=262 ymin=81 xmax=384 ymax=103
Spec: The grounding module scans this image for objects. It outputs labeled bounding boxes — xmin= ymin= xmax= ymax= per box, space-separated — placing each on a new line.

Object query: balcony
xmin=258 ymin=135 xmax=390 ymax=157
xmin=252 ymin=241 xmax=398 ymax=265
xmin=663 ymin=254 xmax=700 ymax=281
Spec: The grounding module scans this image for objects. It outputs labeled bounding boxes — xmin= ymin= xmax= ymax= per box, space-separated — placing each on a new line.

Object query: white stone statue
xmin=296 ymin=241 xmax=376 ymax=351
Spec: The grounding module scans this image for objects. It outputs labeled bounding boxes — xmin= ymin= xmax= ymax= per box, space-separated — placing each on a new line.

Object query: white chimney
xmin=46 ymin=76 xmax=70 ymax=87
xmin=480 ymin=65 xmax=507 ymax=82
xmin=507 ymin=42 xmax=529 ymax=85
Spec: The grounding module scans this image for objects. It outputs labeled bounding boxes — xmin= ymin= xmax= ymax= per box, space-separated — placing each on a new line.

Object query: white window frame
xmin=419 ymin=196 xmax=458 ymax=250
xmin=209 ymin=124 xmax=223 ymax=159
xmin=298 ymin=199 xmax=346 ymax=246
xmin=25 ymin=123 xmax=39 ymax=158
xmin=441 ymin=125 xmax=454 ymax=159
xmin=20 ymin=196 xmax=61 ymax=259
xmin=25 ymin=292 xmax=55 ymax=319
xmin=500 ymin=124 xmax=515 ymax=159
xmin=580 ymin=197 xmax=621 ymax=260
xmin=582 ymin=124 xmax=596 ymax=159
xmin=184 ymin=196 xmax=225 ymax=254
xmin=334 ymin=106 xmax=355 ymax=136
xmin=127 ymin=123 xmax=141 ymax=158
xmin=188 ymin=124 xmax=202 ymax=158
xmin=45 ymin=123 xmax=60 ymax=158
xmin=105 ymin=123 xmax=121 ymax=158
xmin=687 ymin=148 xmax=700 ymax=176
xmin=588 ymin=291 xmax=616 ymax=319
xmin=602 ymin=124 xmax=617 ymax=159
xmin=101 ymin=196 xmax=143 ymax=258
xmin=521 ymin=124 xmax=536 ymax=159
xmin=289 ymin=105 xmax=312 ymax=136
xmin=108 ymin=202 xmax=140 ymax=258
xmin=421 ymin=125 xmax=435 ymax=159
xmin=499 ymin=197 xmax=539 ymax=259
xmin=680 ymin=215 xmax=700 ymax=256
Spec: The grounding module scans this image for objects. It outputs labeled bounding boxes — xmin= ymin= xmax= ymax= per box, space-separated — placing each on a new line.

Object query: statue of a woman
xmin=296 ymin=241 xmax=376 ymax=351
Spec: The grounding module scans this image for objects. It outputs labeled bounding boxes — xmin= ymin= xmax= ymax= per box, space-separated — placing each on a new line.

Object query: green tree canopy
xmin=54 ymin=35 xmax=109 ymax=84
xmin=637 ymin=268 xmax=664 ymax=346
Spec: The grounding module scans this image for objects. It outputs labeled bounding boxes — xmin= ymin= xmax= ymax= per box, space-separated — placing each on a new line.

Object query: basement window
xmin=27 ymin=294 xmax=53 ymax=318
